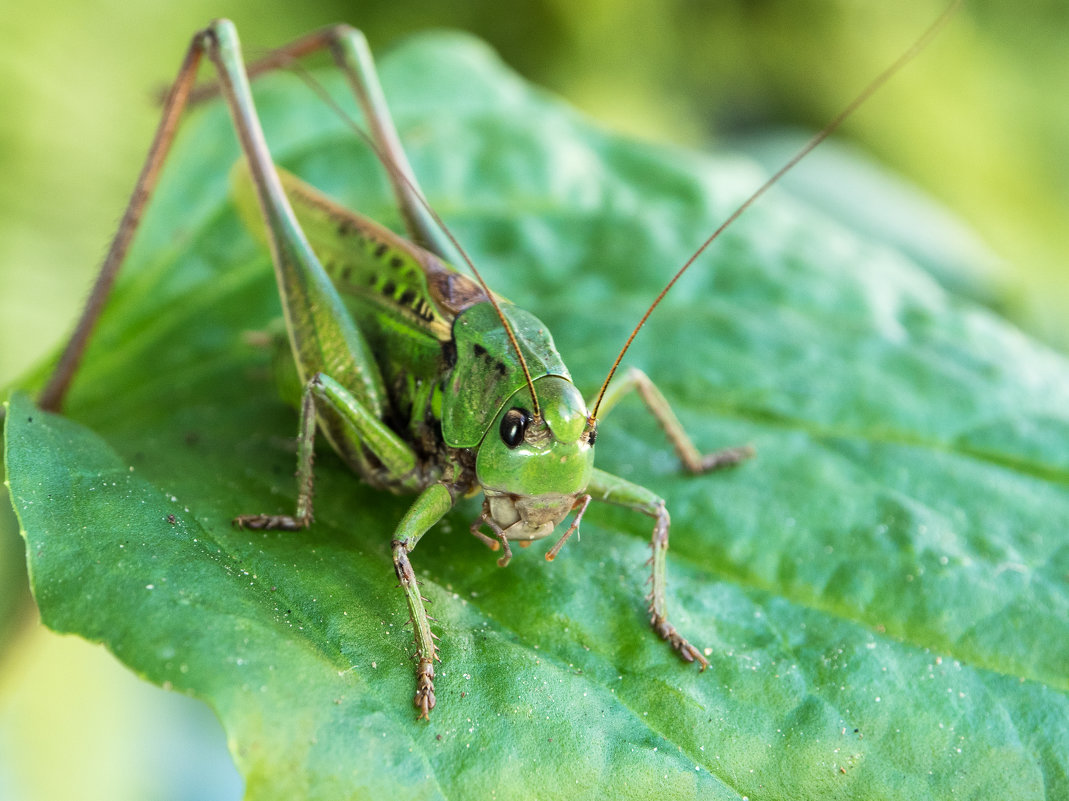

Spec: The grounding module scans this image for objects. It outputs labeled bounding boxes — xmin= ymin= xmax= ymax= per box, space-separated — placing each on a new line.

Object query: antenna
xmin=590 ymin=0 xmax=962 ymax=420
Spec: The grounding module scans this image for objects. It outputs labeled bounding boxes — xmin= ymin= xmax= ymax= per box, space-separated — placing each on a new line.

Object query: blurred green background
xmin=1 ymin=0 xmax=1066 ymax=798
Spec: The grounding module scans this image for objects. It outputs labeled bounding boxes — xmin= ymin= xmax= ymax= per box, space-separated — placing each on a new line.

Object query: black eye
xmin=500 ymin=408 xmax=530 ymax=448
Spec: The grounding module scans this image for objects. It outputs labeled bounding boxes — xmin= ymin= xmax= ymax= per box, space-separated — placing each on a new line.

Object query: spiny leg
xmin=240 ymin=370 xmax=454 ymax=719
xmin=586 ymin=468 xmax=708 ymax=669
xmin=391 ymin=483 xmax=456 ymax=718
xmin=585 ymin=367 xmax=751 ymax=663
xmin=644 ymin=503 xmax=707 ymax=668
xmin=39 ymin=28 xmax=213 ymax=412
xmin=591 ymin=366 xmax=753 ymax=474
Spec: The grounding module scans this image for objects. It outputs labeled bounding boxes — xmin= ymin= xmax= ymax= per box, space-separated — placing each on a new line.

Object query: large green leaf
xmin=5 ymin=31 xmax=1068 ymax=799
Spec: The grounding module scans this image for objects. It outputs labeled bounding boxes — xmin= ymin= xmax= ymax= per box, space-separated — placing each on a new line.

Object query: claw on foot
xmin=651 ymin=613 xmax=709 ymax=670
xmin=414 ymin=657 xmax=436 ymax=720
xmin=693 ymin=444 xmax=755 ymax=474
xmin=232 ymin=513 xmax=309 ymax=531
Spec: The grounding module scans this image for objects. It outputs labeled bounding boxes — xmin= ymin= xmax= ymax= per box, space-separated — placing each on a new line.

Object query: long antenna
xmin=590 ymin=0 xmax=962 ymax=420
xmin=287 ymin=62 xmax=544 ymax=418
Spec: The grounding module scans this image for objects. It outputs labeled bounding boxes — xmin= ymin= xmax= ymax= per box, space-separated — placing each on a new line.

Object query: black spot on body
xmin=374 ymin=243 xmax=388 ymax=258
xmin=390 ymin=256 xmax=404 ymax=269
xmin=399 ymin=289 xmax=417 ymax=307
xmin=473 ymin=344 xmax=487 ymax=358
xmin=382 ymin=280 xmax=397 ymax=297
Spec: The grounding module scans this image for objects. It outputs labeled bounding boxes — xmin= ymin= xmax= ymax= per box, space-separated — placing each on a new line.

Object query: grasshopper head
xmin=475 ymin=375 xmax=595 ymax=541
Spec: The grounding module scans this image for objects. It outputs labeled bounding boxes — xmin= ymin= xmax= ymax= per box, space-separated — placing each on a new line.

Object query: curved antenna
xmin=590 ymin=0 xmax=962 ymax=420
xmin=286 ymin=61 xmax=544 ymax=418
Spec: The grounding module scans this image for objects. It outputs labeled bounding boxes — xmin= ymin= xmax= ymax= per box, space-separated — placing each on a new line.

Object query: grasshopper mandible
xmin=38 ymin=9 xmax=958 ymax=719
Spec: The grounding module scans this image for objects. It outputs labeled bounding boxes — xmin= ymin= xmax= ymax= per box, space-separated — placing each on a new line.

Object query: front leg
xmin=390 ymin=482 xmax=456 ymax=719
xmin=239 ymin=377 xmax=456 ymax=719
xmin=586 ymin=468 xmax=709 ymax=669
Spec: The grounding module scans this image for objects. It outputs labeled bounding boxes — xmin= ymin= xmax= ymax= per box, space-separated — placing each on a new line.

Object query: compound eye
xmin=499 ymin=408 xmax=531 ymax=448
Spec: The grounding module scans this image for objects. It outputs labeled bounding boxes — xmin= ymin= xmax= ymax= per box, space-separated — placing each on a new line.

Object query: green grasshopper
xmin=37 ymin=9 xmax=957 ymax=718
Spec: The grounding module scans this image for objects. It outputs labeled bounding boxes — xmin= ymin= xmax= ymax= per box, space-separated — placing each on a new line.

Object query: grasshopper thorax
xmin=475 ymin=375 xmax=594 ymax=541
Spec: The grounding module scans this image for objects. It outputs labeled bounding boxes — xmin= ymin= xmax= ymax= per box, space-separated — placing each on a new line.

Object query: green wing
xmin=231 ymin=162 xmax=488 ymax=343
xmin=231 ymin=162 xmax=571 ymax=450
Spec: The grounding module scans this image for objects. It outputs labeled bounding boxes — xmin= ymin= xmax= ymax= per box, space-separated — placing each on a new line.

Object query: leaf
xmin=5 ymin=31 xmax=1068 ymax=800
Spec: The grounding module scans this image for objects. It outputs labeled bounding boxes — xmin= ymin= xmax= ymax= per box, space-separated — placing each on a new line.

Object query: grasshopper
xmin=37 ymin=9 xmax=958 ymax=718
